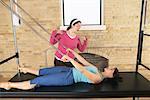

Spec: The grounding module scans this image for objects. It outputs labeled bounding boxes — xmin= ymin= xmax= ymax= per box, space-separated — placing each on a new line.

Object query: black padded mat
xmin=0 ymin=72 xmax=150 ymax=98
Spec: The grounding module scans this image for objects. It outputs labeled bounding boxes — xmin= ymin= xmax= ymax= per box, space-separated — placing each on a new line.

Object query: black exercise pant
xmin=54 ymin=58 xmax=74 ymax=67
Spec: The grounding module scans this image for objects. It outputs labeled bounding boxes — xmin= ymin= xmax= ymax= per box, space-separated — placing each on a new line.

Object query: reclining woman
xmin=0 ymin=49 xmax=119 ymax=90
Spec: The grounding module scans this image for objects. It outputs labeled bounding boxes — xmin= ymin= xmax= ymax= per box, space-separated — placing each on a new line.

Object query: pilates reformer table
xmin=0 ymin=71 xmax=149 ymax=99
xmin=0 ymin=53 xmax=150 ymax=99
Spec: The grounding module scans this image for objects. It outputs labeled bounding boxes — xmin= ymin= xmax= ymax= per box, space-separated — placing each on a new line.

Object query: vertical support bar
xmin=136 ymin=0 xmax=145 ymax=72
xmin=10 ymin=0 xmax=21 ymax=78
xmin=136 ymin=31 xmax=144 ymax=72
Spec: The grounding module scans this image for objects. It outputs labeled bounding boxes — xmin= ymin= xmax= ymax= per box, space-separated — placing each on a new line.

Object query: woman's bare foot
xmin=0 ymin=82 xmax=11 ymax=90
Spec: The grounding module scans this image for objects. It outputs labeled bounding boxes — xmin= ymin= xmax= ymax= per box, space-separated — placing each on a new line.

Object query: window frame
xmin=60 ymin=0 xmax=106 ymax=30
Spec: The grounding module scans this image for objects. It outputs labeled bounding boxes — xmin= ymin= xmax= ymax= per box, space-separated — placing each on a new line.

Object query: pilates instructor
xmin=50 ymin=19 xmax=88 ymax=67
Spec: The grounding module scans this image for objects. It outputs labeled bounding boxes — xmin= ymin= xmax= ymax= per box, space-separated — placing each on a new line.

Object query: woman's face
xmin=104 ymin=68 xmax=115 ymax=78
xmin=73 ymin=22 xmax=81 ymax=31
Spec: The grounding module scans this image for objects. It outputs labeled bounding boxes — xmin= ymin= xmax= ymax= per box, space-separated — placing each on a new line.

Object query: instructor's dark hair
xmin=66 ymin=18 xmax=81 ymax=30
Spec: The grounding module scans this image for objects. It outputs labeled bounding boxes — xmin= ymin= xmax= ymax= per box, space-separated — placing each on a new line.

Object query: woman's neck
xmin=67 ymin=29 xmax=76 ymax=37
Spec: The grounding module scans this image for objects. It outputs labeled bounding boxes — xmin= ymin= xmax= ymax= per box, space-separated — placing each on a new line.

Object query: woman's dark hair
xmin=103 ymin=67 xmax=121 ymax=84
xmin=66 ymin=18 xmax=81 ymax=30
xmin=113 ymin=68 xmax=119 ymax=79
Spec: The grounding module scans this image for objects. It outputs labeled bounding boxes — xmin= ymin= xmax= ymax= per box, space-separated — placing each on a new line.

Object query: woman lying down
xmin=0 ymin=49 xmax=119 ymax=90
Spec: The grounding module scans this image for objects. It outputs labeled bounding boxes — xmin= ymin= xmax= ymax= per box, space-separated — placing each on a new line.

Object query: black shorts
xmin=54 ymin=58 xmax=74 ymax=67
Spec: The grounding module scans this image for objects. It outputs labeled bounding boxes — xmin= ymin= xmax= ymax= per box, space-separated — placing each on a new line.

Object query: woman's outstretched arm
xmin=67 ymin=49 xmax=94 ymax=66
xmin=62 ymin=55 xmax=101 ymax=84
xmin=70 ymin=59 xmax=101 ymax=84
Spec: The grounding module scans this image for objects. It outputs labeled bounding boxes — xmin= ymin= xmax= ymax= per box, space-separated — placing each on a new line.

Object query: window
xmin=60 ymin=0 xmax=106 ymax=30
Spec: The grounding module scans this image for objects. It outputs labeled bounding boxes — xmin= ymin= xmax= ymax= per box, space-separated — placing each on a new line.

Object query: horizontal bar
xmin=0 ymin=53 xmax=18 ymax=65
xmin=144 ymin=34 xmax=150 ymax=36
xmin=140 ymin=63 xmax=150 ymax=71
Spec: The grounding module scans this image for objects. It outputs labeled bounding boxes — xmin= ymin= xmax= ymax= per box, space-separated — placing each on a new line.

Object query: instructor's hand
xmin=62 ymin=55 xmax=72 ymax=62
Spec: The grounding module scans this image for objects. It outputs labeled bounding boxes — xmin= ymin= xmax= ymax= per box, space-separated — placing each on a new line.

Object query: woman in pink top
xmin=50 ymin=19 xmax=88 ymax=67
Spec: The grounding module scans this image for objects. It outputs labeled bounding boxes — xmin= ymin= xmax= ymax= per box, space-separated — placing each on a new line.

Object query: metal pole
xmin=0 ymin=0 xmax=65 ymax=57
xmin=10 ymin=0 xmax=21 ymax=78
xmin=12 ymin=0 xmax=67 ymax=50
xmin=136 ymin=0 xmax=145 ymax=72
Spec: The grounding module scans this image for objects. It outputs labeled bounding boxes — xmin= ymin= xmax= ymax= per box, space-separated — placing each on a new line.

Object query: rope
xmin=12 ymin=0 xmax=67 ymax=50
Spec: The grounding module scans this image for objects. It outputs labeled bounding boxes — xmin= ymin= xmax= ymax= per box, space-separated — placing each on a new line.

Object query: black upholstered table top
xmin=0 ymin=72 xmax=150 ymax=98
